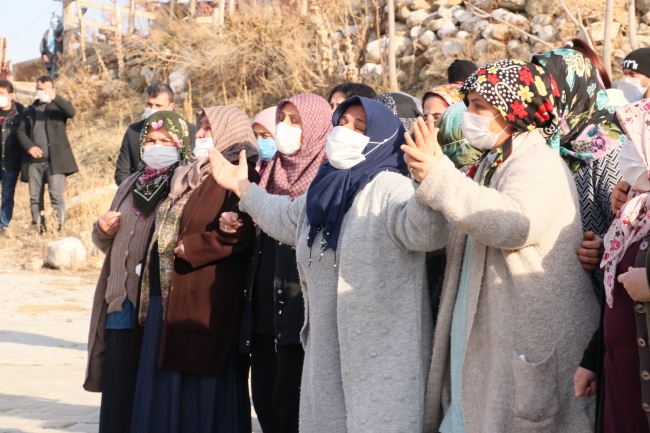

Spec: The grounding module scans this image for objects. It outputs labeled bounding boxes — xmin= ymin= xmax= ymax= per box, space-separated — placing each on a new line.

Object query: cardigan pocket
xmin=511 ymin=348 xmax=560 ymax=423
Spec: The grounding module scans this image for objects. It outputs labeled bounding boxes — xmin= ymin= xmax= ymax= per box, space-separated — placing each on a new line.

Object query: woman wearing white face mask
xmin=85 ymin=111 xmax=191 ymax=433
xmin=403 ymin=60 xmax=599 ymax=433
xmin=209 ymin=96 xmax=449 ymax=433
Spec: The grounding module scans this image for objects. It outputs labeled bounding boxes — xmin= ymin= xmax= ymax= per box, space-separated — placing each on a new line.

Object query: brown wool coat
xmin=157 ymin=166 xmax=259 ymax=377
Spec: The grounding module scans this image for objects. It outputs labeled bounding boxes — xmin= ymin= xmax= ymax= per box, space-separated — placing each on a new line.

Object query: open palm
xmin=208 ymin=149 xmax=251 ymax=197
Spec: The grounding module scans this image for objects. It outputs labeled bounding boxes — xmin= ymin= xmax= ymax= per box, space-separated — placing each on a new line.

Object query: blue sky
xmin=1 ymin=0 xmax=156 ymax=64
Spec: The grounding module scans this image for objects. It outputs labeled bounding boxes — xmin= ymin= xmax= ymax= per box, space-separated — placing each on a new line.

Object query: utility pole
xmin=387 ymin=0 xmax=398 ymax=91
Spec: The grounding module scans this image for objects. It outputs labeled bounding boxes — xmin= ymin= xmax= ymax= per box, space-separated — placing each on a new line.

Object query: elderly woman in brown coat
xmin=84 ymin=111 xmax=192 ymax=433
xmin=129 ymin=106 xmax=260 ymax=433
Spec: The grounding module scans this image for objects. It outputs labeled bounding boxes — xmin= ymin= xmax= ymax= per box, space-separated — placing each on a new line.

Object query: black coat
xmin=17 ymin=95 xmax=77 ymax=180
xmin=114 ymin=118 xmax=197 ymax=185
xmin=239 ymin=229 xmax=305 ymax=353
xmin=1 ymin=102 xmax=25 ymax=171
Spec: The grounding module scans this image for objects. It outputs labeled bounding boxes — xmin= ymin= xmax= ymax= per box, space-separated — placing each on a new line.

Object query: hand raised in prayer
xmin=576 ymin=231 xmax=604 ymax=271
xmin=611 ymin=181 xmax=630 ymax=215
xmin=208 ymin=148 xmax=251 ymax=198
xmin=219 ymin=212 xmax=242 ymax=234
xmin=618 ymin=267 xmax=650 ymax=302
xmin=401 ymin=115 xmax=444 ymax=183
xmin=98 ymin=211 xmax=121 ymax=236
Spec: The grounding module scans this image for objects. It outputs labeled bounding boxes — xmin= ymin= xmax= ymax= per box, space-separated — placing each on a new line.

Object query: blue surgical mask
xmin=257 ymin=138 xmax=277 ymax=162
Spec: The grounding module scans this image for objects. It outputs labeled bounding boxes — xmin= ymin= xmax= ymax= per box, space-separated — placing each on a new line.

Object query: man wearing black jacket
xmin=17 ymin=75 xmax=77 ymax=232
xmin=113 ymin=82 xmax=196 ymax=185
xmin=0 ymin=80 xmax=24 ymax=234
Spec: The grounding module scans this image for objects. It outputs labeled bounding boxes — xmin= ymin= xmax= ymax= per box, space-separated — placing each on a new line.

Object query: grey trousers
xmin=28 ymin=162 xmax=65 ymax=229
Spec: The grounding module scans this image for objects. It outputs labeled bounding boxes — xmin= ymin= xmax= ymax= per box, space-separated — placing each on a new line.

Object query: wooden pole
xmin=212 ymin=6 xmax=220 ymax=28
xmin=229 ymin=0 xmax=235 ymax=16
xmin=300 ymin=0 xmax=308 ymax=16
xmin=219 ymin=0 xmax=225 ymax=25
xmin=76 ymin=1 xmax=86 ymax=62
xmin=603 ymin=0 xmax=615 ymax=78
xmin=374 ymin=0 xmax=387 ymax=88
xmin=170 ymin=0 xmax=175 ymax=18
xmin=629 ymin=0 xmax=639 ymax=50
xmin=387 ymin=0 xmax=397 ymax=91
xmin=63 ymin=0 xmax=76 ymax=57
xmin=115 ymin=2 xmax=124 ymax=75
xmin=190 ymin=0 xmax=197 ymax=17
xmin=128 ymin=0 xmax=136 ymax=34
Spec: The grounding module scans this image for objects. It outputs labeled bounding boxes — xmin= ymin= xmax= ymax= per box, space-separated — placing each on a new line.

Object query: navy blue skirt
xmin=130 ymin=296 xmax=252 ymax=433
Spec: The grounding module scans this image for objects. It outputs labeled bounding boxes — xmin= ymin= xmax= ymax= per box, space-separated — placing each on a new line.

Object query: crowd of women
xmin=84 ymin=38 xmax=650 ymax=433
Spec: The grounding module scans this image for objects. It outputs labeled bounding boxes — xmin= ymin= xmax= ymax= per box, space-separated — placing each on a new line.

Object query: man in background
xmin=114 ymin=82 xmax=196 ymax=185
xmin=17 ymin=75 xmax=77 ymax=233
xmin=0 ymin=80 xmax=24 ymax=235
xmin=622 ymin=48 xmax=650 ymax=99
xmin=40 ymin=15 xmax=64 ymax=78
xmin=447 ymin=59 xmax=478 ymax=85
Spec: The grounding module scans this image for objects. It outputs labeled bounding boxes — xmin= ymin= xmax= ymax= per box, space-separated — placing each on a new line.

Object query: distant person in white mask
xmin=114 ymin=83 xmax=196 ymax=185
xmin=623 ymin=48 xmax=650 ymax=99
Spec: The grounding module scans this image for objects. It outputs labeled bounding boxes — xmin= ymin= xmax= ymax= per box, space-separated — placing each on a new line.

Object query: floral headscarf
xmin=436 ymin=102 xmax=483 ymax=171
xmin=532 ymin=49 xmax=625 ymax=166
xmin=423 ymin=83 xmax=464 ymax=106
xmin=601 ymin=100 xmax=650 ymax=308
xmin=460 ymin=59 xmax=559 ymax=134
xmin=130 ymin=111 xmax=191 ymax=219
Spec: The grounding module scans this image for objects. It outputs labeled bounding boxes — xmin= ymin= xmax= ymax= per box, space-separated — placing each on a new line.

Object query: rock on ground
xmin=47 ymin=238 xmax=88 ymax=270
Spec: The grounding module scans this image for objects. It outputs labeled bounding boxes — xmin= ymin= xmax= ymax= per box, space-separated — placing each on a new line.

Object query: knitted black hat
xmin=622 ymin=48 xmax=650 ymax=78
xmin=447 ymin=60 xmax=478 ymax=84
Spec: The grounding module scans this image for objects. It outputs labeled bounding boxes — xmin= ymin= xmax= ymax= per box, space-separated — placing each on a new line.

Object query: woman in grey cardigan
xmin=404 ymin=60 xmax=599 ymax=433
xmin=209 ymin=97 xmax=448 ymax=433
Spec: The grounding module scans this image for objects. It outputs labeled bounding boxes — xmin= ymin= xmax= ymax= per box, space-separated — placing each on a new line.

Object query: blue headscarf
xmin=305 ymin=96 xmax=408 ymax=252
xmin=47 ymin=16 xmax=63 ymax=55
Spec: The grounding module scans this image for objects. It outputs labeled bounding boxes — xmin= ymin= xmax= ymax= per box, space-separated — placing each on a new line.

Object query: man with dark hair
xmin=622 ymin=48 xmax=650 ymax=99
xmin=17 ymin=75 xmax=77 ymax=232
xmin=0 ymin=80 xmax=24 ymax=235
xmin=328 ymin=82 xmax=377 ymax=111
xmin=447 ymin=59 xmax=478 ymax=85
xmin=114 ymin=82 xmax=196 ymax=185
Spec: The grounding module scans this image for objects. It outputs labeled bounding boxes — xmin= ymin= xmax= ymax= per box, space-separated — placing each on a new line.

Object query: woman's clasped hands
xmin=401 ymin=115 xmax=444 ymax=183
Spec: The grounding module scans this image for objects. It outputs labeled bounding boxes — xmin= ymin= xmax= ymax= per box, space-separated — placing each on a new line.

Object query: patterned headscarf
xmin=601 ymin=100 xmax=650 ymax=308
xmin=259 ymin=94 xmax=332 ymax=199
xmin=436 ymin=102 xmax=483 ymax=171
xmin=171 ymin=106 xmax=258 ymax=199
xmin=423 ymin=83 xmax=464 ymax=106
xmin=460 ymin=59 xmax=559 ymax=134
xmin=374 ymin=92 xmax=423 ymax=133
xmin=130 ymin=111 xmax=191 ymax=219
xmin=532 ymin=49 xmax=625 ymax=166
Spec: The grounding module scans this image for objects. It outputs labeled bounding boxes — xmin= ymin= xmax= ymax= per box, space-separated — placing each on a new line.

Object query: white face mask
xmin=461 ymin=111 xmax=507 ymax=150
xmin=619 ymin=138 xmax=650 ymax=191
xmin=143 ymin=107 xmax=159 ymax=119
xmin=141 ymin=145 xmax=179 ymax=169
xmin=326 ymin=126 xmax=370 ymax=170
xmin=36 ymin=90 xmax=51 ymax=104
xmin=0 ymin=96 xmax=9 ymax=109
xmin=625 ymin=77 xmax=649 ymax=96
xmin=274 ymin=122 xmax=303 ymax=156
xmin=193 ymin=136 xmax=214 ymax=158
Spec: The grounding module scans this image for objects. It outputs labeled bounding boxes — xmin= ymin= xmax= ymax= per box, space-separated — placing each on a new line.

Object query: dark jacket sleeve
xmin=40 ymin=32 xmax=47 ymax=55
xmin=51 ymin=94 xmax=75 ymax=119
xmin=16 ymin=110 xmax=36 ymax=152
xmin=579 ymin=327 xmax=600 ymax=373
xmin=114 ymin=131 xmax=133 ymax=186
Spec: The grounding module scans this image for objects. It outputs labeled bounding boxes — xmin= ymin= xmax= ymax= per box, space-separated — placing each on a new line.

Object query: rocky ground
xmin=0 ymin=262 xmax=261 ymax=433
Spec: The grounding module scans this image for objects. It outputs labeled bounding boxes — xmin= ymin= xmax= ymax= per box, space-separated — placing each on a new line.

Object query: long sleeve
xmin=51 ymin=94 xmax=75 ymax=119
xmin=182 ymin=189 xmax=257 ymax=269
xmin=594 ymin=147 xmax=621 ymax=237
xmin=238 ymin=183 xmax=304 ymax=246
xmin=17 ymin=111 xmax=35 ymax=152
xmin=91 ymin=176 xmax=135 ymax=253
xmin=376 ymin=172 xmax=449 ymax=252
xmin=114 ymin=131 xmax=133 ymax=186
xmin=415 ymin=147 xmax=572 ymax=250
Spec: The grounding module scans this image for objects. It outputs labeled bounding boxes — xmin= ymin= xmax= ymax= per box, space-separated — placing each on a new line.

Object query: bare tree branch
xmin=557 ymin=0 xmax=595 ymax=49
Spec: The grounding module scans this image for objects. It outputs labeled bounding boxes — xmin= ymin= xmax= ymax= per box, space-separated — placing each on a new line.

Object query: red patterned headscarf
xmin=259 ymin=94 xmax=332 ymax=199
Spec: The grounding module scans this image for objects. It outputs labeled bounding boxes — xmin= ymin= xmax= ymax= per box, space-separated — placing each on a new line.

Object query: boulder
xmin=438 ymin=21 xmax=459 ymax=38
xmin=530 ymin=14 xmax=552 ymax=27
xmin=395 ymin=21 xmax=410 ymax=36
xmin=473 ymin=19 xmax=490 ymax=34
xmin=474 ymin=38 xmax=507 ymax=61
xmin=437 ymin=5 xmax=455 ymax=19
xmin=554 ymin=16 xmax=567 ymax=27
xmin=396 ymin=6 xmax=412 ymax=22
xmin=491 ymin=8 xmax=512 ymax=21
xmin=525 ymin=0 xmax=558 ymax=17
xmin=639 ymin=0 xmax=650 ymax=14
xmin=365 ymin=36 xmax=412 ymax=63
xmin=360 ymin=63 xmax=383 ymax=82
xmin=442 ymin=38 xmax=465 ymax=56
xmin=419 ymin=29 xmax=438 ymax=46
xmin=460 ymin=16 xmax=480 ymax=32
xmin=396 ymin=68 xmax=409 ymax=84
xmin=507 ymin=39 xmax=532 ymax=62
xmin=427 ymin=17 xmax=454 ymax=32
xmin=491 ymin=23 xmax=512 ymax=42
xmin=453 ymin=9 xmax=473 ymax=23
xmin=499 ymin=0 xmax=526 ymax=11
xmin=24 ymin=257 xmax=44 ymax=271
xmin=469 ymin=0 xmax=497 ymax=12
xmin=581 ymin=21 xmax=621 ymax=43
xmin=537 ymin=25 xmax=560 ymax=43
xmin=169 ymin=69 xmax=189 ymax=94
xmin=410 ymin=25 xmax=423 ymax=39
xmin=407 ymin=9 xmax=431 ymax=28
xmin=456 ymin=30 xmax=469 ymax=39
xmin=643 ymin=11 xmax=650 ymax=24
xmin=408 ymin=0 xmax=432 ymax=11
xmin=140 ymin=66 xmax=154 ymax=84
xmin=447 ymin=0 xmax=464 ymax=5
xmin=47 ymin=237 xmax=87 ymax=269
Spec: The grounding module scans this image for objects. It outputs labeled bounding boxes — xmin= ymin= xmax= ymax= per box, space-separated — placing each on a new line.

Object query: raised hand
xmin=219 ymin=211 xmax=242 ymax=234
xmin=618 ymin=267 xmax=650 ymax=302
xmin=400 ymin=115 xmax=444 ymax=183
xmin=208 ymin=148 xmax=251 ymax=197
xmin=611 ymin=181 xmax=630 ymax=215
xmin=98 ymin=211 xmax=121 ymax=236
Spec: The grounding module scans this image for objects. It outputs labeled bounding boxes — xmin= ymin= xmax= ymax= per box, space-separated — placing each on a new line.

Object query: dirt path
xmin=0 ymin=264 xmax=261 ymax=433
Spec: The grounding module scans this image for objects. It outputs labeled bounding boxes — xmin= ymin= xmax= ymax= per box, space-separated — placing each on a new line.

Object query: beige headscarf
xmin=170 ymin=106 xmax=259 ymax=199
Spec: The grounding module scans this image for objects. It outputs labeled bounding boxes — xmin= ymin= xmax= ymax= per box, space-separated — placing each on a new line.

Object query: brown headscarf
xmin=170 ymin=106 xmax=259 ymax=199
xmin=258 ymin=94 xmax=332 ymax=199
